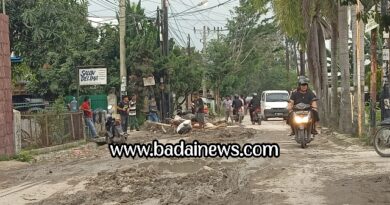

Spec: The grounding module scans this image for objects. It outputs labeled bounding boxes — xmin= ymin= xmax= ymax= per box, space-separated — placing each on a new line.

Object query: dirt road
xmin=0 ymin=115 xmax=389 ymax=205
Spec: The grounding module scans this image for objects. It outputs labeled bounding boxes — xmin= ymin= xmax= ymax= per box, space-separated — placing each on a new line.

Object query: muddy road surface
xmin=0 ymin=115 xmax=389 ymax=205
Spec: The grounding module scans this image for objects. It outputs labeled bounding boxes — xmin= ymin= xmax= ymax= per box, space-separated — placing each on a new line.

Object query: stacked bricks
xmin=0 ymin=14 xmax=14 ymax=157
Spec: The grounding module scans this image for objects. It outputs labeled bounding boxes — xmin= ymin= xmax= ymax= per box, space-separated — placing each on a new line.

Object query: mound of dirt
xmin=186 ymin=128 xmax=257 ymax=143
xmin=36 ymin=163 xmax=243 ymax=205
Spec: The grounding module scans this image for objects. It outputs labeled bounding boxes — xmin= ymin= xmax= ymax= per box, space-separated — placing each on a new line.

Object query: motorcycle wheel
xmin=374 ymin=127 xmax=390 ymax=157
xmin=258 ymin=118 xmax=261 ymax=125
xmin=297 ymin=129 xmax=306 ymax=148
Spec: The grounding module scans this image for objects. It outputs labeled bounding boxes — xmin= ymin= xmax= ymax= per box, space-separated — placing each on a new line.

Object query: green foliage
xmin=52 ymin=96 xmax=67 ymax=113
xmin=365 ymin=68 xmax=383 ymax=93
xmin=11 ymin=62 xmax=37 ymax=85
xmin=8 ymin=0 xmax=102 ymax=98
xmin=207 ymin=0 xmax=297 ymax=97
xmin=272 ymin=0 xmax=307 ymax=47
xmin=169 ymin=47 xmax=203 ymax=104
xmin=13 ymin=151 xmax=34 ymax=162
xmin=0 ymin=151 xmax=34 ymax=162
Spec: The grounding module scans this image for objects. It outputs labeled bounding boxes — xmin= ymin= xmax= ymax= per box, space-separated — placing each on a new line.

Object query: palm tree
xmin=338 ymin=2 xmax=353 ymax=133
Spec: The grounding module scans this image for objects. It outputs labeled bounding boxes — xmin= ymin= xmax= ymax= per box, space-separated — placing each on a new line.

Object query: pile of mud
xmin=36 ymin=162 xmax=244 ymax=205
xmin=186 ymin=128 xmax=258 ymax=143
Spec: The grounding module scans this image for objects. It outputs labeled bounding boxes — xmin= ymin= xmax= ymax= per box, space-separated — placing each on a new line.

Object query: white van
xmin=260 ymin=90 xmax=289 ymax=120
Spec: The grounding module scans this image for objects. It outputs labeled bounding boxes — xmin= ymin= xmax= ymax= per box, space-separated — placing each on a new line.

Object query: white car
xmin=260 ymin=90 xmax=290 ymax=120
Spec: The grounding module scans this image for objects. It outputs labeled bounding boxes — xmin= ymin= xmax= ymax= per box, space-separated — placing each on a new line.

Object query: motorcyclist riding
xmin=287 ymin=77 xmax=319 ymax=136
xmin=248 ymin=93 xmax=260 ymax=122
xmin=232 ymin=94 xmax=243 ymax=122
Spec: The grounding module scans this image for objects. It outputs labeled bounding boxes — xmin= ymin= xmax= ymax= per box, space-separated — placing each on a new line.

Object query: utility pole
xmin=187 ymin=34 xmax=191 ymax=56
xmin=202 ymin=26 xmax=207 ymax=97
xmin=160 ymin=0 xmax=170 ymax=120
xmin=119 ymin=0 xmax=126 ymax=98
xmin=356 ymin=1 xmax=363 ymax=136
xmin=162 ymin=0 xmax=168 ymax=56
xmin=193 ymin=26 xmax=221 ymax=98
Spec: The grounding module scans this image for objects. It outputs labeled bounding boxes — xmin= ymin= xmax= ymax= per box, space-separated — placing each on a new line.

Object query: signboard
xmin=384 ymin=49 xmax=390 ymax=61
xmin=143 ymin=76 xmax=156 ymax=86
xmin=384 ymin=31 xmax=389 ymax=39
xmin=365 ymin=6 xmax=379 ymax=33
xmin=79 ymin=68 xmax=107 ymax=85
xmin=365 ymin=17 xmax=379 ymax=33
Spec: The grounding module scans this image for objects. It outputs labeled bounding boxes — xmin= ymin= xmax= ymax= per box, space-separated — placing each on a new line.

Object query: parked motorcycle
xmin=373 ymin=118 xmax=390 ymax=157
xmin=291 ymin=103 xmax=314 ymax=148
xmin=105 ymin=105 xmax=128 ymax=144
xmin=250 ymin=107 xmax=261 ymax=125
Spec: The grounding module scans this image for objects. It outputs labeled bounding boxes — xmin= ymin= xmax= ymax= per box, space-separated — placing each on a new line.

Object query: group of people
xmin=78 ymin=94 xmax=162 ymax=138
xmin=118 ymin=94 xmax=162 ymax=133
xmin=78 ymin=76 xmax=319 ymax=138
xmin=220 ymin=76 xmax=319 ymax=135
xmin=222 ymin=94 xmax=246 ymax=123
xmin=117 ymin=94 xmax=140 ymax=133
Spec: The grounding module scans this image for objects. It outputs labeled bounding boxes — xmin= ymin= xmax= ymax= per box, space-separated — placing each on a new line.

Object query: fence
xmin=20 ymin=111 xmax=85 ymax=149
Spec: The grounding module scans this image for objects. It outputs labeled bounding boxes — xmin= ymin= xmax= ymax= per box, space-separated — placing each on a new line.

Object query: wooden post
xmin=45 ymin=115 xmax=49 ymax=146
xmin=370 ymin=28 xmax=378 ymax=132
xmin=70 ymin=113 xmax=75 ymax=140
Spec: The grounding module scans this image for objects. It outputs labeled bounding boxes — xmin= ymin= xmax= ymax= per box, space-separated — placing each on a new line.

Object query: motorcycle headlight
xmin=294 ymin=115 xmax=309 ymax=123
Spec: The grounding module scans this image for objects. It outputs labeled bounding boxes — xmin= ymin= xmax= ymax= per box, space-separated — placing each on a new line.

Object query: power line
xmin=168 ymin=3 xmax=190 ymax=48
xmin=171 ymin=0 xmax=237 ymax=17
xmin=90 ymin=0 xmax=117 ymax=12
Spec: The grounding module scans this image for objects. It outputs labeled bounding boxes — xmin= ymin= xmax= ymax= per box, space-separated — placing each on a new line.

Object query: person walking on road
xmin=129 ymin=94 xmax=140 ymax=131
xmin=232 ymin=94 xmax=243 ymax=123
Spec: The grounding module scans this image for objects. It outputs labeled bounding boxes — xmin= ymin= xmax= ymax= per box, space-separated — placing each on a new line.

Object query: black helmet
xmin=298 ymin=76 xmax=309 ymax=85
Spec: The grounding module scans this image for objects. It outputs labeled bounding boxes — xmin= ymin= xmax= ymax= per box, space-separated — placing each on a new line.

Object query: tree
xmin=168 ymin=47 xmax=203 ymax=106
xmin=8 ymin=0 xmax=102 ymax=98
xmin=339 ymin=2 xmax=353 ymax=133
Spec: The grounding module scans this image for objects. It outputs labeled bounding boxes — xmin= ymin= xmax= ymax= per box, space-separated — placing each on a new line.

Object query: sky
xmin=87 ymin=0 xmax=240 ymax=51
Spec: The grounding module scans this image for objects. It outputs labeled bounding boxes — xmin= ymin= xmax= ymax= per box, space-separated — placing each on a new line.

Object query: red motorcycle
xmin=250 ymin=107 xmax=261 ymax=125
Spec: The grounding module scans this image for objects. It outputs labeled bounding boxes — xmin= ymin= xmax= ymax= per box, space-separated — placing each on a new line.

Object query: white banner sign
xmin=79 ymin=68 xmax=107 ymax=85
xmin=143 ymin=76 xmax=156 ymax=86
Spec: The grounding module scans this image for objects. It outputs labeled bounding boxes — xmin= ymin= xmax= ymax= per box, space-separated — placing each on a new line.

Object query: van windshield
xmin=266 ymin=93 xmax=289 ymax=102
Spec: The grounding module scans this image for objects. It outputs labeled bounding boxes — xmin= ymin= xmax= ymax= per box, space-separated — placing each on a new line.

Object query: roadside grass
xmin=0 ymin=150 xmax=34 ymax=162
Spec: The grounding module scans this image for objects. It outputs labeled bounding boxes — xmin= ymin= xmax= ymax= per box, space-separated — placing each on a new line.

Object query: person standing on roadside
xmin=222 ymin=96 xmax=233 ymax=123
xmin=79 ymin=96 xmax=97 ymax=138
xmin=193 ymin=93 xmax=205 ymax=128
xmin=148 ymin=96 xmax=160 ymax=122
xmin=117 ymin=95 xmax=129 ymax=132
xmin=129 ymin=94 xmax=140 ymax=131
xmin=239 ymin=95 xmax=245 ymax=121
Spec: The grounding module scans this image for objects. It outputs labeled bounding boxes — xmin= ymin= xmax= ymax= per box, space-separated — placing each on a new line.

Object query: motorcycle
xmin=291 ymin=103 xmax=315 ymax=148
xmin=373 ymin=118 xmax=390 ymax=157
xmin=105 ymin=105 xmax=128 ymax=144
xmin=250 ymin=107 xmax=261 ymax=125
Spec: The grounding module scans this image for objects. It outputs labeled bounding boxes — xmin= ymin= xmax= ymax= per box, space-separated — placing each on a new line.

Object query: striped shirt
xmin=129 ymin=100 xmax=136 ymax=116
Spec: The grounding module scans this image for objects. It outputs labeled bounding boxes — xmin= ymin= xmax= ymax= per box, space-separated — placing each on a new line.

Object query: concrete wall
xmin=0 ymin=14 xmax=14 ymax=157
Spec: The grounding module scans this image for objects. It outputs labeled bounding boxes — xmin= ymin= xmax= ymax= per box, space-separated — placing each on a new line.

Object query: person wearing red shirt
xmin=79 ymin=96 xmax=97 ymax=138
